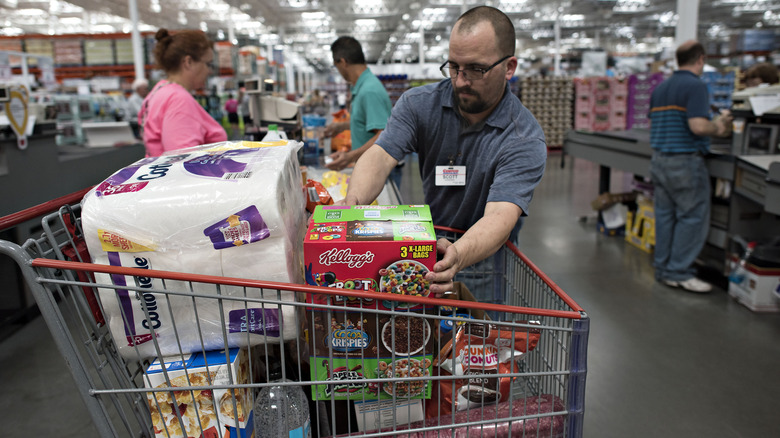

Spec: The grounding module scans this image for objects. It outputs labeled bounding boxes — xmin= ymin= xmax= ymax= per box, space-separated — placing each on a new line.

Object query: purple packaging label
xmin=228 ymin=308 xmax=281 ymax=337
xmin=104 ymin=157 xmax=158 ymax=186
xmin=203 ymin=205 xmax=270 ymax=250
xmin=95 ymin=181 xmax=149 ymax=197
xmin=183 ymin=149 xmax=264 ymax=179
xmin=107 ymin=252 xmax=140 ymax=343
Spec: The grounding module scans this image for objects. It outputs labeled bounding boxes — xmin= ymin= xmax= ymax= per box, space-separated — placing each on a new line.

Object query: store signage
xmin=4 ymin=84 xmax=29 ymax=150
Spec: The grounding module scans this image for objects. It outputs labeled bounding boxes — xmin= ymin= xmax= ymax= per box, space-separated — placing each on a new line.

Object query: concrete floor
xmin=1 ymin=152 xmax=780 ymax=437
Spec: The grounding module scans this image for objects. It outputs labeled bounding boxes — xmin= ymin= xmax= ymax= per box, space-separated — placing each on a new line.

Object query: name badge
xmin=435 ymin=165 xmax=466 ymax=186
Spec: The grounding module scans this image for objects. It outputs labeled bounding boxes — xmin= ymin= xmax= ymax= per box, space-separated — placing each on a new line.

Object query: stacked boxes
xmin=701 ymin=70 xmax=736 ymax=114
xmin=302 ymin=115 xmax=327 ymax=164
xmin=520 ymin=76 xmax=573 ymax=147
xmin=730 ymin=29 xmax=778 ymax=53
xmin=626 ymin=73 xmax=664 ymax=129
xmin=574 ymin=77 xmax=627 ymax=132
xmin=377 ymin=74 xmax=410 ymax=106
xmin=303 ymin=205 xmax=437 ymax=401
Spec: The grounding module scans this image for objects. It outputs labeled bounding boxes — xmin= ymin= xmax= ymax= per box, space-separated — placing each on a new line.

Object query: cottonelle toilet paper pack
xmin=81 ymin=141 xmax=306 ymax=359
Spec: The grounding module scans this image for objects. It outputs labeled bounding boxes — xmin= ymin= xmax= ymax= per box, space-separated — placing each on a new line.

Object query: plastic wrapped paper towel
xmin=81 ymin=140 xmax=307 ymax=359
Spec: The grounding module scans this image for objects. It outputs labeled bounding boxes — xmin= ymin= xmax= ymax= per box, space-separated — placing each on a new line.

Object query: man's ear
xmin=505 ymin=57 xmax=518 ymax=80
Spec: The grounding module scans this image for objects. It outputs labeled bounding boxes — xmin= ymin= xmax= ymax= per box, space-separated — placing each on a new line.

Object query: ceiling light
xmin=92 ymin=24 xmax=118 ymax=33
xmin=355 ymin=19 xmax=376 ymax=27
xmin=302 ymin=11 xmax=326 ymax=20
xmin=49 ymin=0 xmax=83 ymax=14
xmin=0 ymin=27 xmax=23 ymax=36
xmin=14 ymin=8 xmax=46 ymax=16
xmin=421 ymin=8 xmax=446 ymax=16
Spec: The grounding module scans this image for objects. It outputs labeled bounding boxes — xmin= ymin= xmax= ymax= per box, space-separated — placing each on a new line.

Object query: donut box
xmin=304 ymin=205 xmax=437 ymax=400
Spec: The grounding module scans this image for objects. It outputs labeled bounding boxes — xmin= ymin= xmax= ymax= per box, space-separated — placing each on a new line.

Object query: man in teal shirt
xmin=324 ymin=36 xmax=399 ymax=185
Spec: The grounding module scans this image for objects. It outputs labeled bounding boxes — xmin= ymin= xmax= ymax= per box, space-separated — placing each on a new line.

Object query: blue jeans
xmin=649 ymin=152 xmax=710 ymax=282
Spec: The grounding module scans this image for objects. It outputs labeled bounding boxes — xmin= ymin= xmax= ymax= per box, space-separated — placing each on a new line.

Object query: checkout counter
xmin=0 ymin=122 xmax=145 ymax=329
xmin=563 ymin=96 xmax=780 ymax=273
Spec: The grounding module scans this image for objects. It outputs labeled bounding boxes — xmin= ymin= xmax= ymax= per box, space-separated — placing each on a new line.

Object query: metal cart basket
xmin=0 ymin=191 xmax=588 ymax=438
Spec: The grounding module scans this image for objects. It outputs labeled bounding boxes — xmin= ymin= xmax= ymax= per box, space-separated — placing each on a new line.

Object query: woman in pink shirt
xmin=139 ymin=29 xmax=227 ymax=157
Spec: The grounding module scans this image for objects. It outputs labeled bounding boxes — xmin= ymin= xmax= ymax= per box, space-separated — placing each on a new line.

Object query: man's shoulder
xmin=398 ymin=80 xmax=448 ymax=106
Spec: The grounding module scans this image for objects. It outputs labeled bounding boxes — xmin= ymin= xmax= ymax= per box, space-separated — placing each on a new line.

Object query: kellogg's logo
xmin=319 ymin=248 xmax=374 ymax=269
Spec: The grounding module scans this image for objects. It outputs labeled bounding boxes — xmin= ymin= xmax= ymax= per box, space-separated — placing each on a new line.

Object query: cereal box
xmin=304 ymin=205 xmax=437 ymax=400
xmin=145 ymin=348 xmax=253 ymax=438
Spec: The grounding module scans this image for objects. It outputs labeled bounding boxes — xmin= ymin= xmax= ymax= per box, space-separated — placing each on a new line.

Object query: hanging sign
xmin=4 ymin=84 xmax=30 ymax=150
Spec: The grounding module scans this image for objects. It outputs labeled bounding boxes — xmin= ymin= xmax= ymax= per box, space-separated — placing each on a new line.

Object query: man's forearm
xmin=346 ymin=130 xmax=383 ymax=163
xmin=344 ymin=145 xmax=396 ymax=205
xmin=451 ymin=203 xmax=521 ymax=268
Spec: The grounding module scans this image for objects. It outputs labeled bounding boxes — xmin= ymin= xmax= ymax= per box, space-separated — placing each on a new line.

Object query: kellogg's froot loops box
xmin=304 ymin=205 xmax=437 ymax=400
xmin=304 ymin=205 xmax=436 ymax=296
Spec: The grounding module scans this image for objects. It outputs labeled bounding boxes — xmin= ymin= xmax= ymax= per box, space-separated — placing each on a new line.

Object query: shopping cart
xmin=0 ymin=190 xmax=589 ymax=438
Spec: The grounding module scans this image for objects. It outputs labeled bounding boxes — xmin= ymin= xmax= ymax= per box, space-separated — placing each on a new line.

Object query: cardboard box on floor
xmin=590 ymin=191 xmax=637 ymax=211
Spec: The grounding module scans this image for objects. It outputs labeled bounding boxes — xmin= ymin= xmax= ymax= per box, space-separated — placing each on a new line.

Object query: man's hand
xmin=715 ymin=110 xmax=734 ymax=137
xmin=325 ymin=150 xmax=352 ymax=170
xmin=324 ymin=122 xmax=348 ymax=138
xmin=426 ymin=238 xmax=463 ymax=297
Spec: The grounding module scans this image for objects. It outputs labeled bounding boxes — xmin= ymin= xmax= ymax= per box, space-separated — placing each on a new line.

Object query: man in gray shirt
xmin=342 ymin=6 xmax=546 ymax=297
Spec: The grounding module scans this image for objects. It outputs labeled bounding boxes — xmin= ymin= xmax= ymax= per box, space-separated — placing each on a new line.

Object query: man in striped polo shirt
xmin=649 ymin=40 xmax=732 ymax=293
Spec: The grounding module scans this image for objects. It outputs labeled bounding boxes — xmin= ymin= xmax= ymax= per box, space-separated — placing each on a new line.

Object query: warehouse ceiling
xmin=1 ymin=0 xmax=779 ymax=71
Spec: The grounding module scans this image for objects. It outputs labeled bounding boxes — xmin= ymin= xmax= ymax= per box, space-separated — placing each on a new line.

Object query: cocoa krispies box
xmin=304 ymin=205 xmax=437 ymax=400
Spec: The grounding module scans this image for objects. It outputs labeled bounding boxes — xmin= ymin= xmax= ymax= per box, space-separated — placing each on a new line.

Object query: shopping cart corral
xmin=0 ymin=192 xmax=589 ymax=438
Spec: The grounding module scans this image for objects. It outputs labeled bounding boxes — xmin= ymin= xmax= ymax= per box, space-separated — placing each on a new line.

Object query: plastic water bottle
xmin=254 ymin=362 xmax=311 ymax=438
xmin=262 ymin=124 xmax=287 ymax=141
xmin=728 ymin=241 xmax=756 ymax=285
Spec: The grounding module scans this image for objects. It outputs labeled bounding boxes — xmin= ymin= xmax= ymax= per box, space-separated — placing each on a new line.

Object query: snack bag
xmin=330 ymin=109 xmax=351 ymax=152
xmin=427 ymin=320 xmax=541 ymax=417
xmin=305 ymin=179 xmax=333 ymax=213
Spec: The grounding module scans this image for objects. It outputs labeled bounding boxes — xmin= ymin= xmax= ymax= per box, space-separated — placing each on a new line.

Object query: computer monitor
xmin=743 ymin=123 xmax=779 ymax=155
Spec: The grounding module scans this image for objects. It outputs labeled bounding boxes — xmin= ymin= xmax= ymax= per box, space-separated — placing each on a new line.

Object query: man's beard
xmin=453 ymin=86 xmax=489 ymax=114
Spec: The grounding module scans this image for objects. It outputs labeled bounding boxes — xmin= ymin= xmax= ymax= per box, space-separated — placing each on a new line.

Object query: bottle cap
xmin=269 ymin=124 xmax=278 ymax=131
xmin=268 ymin=360 xmax=283 ymax=381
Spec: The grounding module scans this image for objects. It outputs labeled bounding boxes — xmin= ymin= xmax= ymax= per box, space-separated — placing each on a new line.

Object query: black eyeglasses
xmin=440 ymin=55 xmax=512 ymax=81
